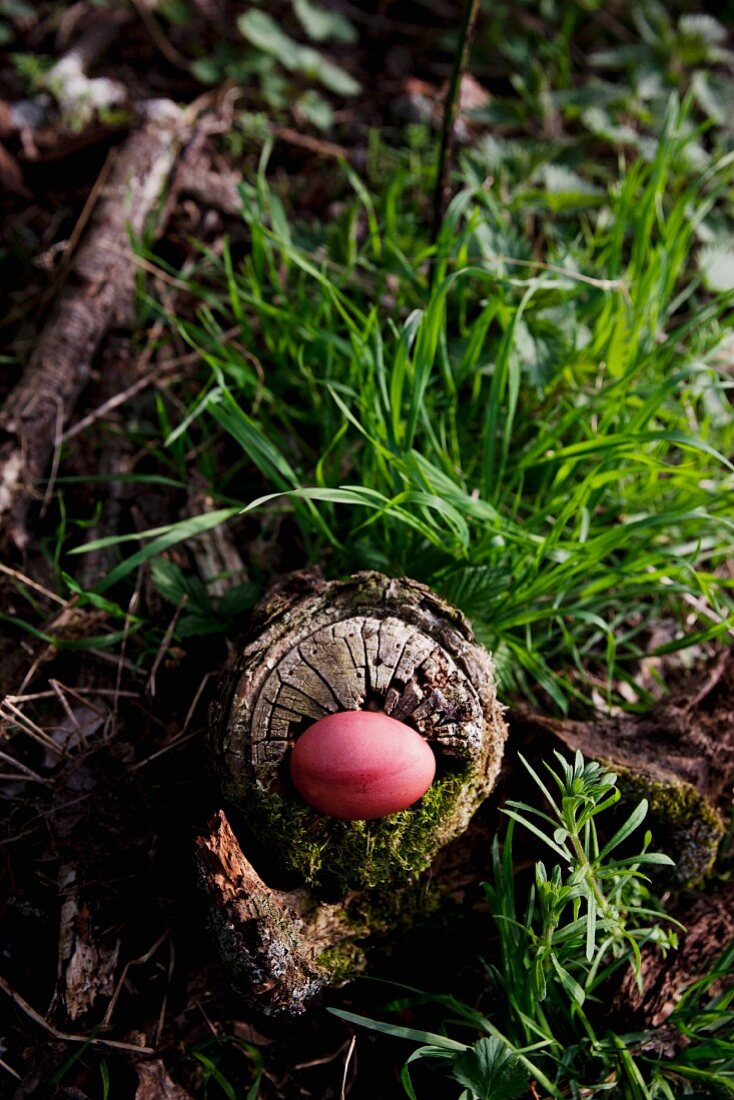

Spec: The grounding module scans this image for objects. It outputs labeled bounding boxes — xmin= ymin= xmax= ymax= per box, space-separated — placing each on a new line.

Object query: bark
xmin=513 ymin=650 xmax=734 ymax=807
xmin=210 ymin=570 xmax=507 ymax=886
xmin=53 ymin=857 xmax=121 ymax=1024
xmin=213 ymin=569 xmax=506 ymax=801
xmin=0 ymin=100 xmax=183 ymax=549
xmin=510 ymin=649 xmax=734 ymax=883
xmin=178 ymin=165 xmax=243 ymax=218
xmin=615 ymin=883 xmax=734 ymax=1051
xmin=182 ymin=488 xmax=248 ymax=599
xmin=48 ymin=741 xmax=129 ymax=1025
xmin=76 ymin=339 xmax=139 ymax=588
xmin=432 ymin=0 xmax=481 ymax=242
xmin=202 ymin=570 xmax=507 ymax=1013
xmin=194 ymin=810 xmax=357 ymax=1016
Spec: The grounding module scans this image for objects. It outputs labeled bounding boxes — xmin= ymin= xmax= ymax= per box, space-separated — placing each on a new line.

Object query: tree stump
xmin=197 ymin=570 xmax=508 ymax=1013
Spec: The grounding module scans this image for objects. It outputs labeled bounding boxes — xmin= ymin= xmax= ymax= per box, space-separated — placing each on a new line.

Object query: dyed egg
xmin=289 ymin=710 xmax=436 ymax=820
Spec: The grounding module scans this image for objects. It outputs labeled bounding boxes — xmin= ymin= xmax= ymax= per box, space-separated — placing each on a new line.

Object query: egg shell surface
xmin=289 ymin=710 xmax=437 ymax=820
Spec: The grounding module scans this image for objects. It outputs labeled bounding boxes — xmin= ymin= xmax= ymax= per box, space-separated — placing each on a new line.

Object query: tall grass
xmin=80 ymin=100 xmax=734 ymax=712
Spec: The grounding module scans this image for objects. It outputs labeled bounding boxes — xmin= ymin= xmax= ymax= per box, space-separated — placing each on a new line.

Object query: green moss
xmin=316 ymin=941 xmax=367 ymax=984
xmin=343 ymin=870 xmax=448 ymax=936
xmin=614 ymin=766 xmax=724 ymax=886
xmin=239 ymin=770 xmax=470 ymax=892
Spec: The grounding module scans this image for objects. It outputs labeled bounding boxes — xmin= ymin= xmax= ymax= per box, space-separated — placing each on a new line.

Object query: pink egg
xmin=289 ymin=710 xmax=436 ymax=820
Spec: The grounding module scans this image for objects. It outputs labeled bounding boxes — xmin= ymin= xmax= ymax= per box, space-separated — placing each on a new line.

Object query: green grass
xmin=83 ymin=94 xmax=734 ymax=714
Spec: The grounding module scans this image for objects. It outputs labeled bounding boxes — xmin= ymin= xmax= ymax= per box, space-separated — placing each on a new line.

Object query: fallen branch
xmin=432 ymin=0 xmax=481 ymax=244
xmin=178 ymin=165 xmax=243 ymax=217
xmin=0 ymin=100 xmax=183 ymax=549
xmin=0 ymin=972 xmax=154 ymax=1053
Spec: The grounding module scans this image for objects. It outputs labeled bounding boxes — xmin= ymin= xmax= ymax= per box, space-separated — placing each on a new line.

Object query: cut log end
xmin=210 ymin=571 xmax=507 ymax=891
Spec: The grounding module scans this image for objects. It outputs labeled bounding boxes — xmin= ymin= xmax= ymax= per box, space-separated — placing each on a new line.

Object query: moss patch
xmin=238 ymin=770 xmax=470 ymax=892
xmin=315 ymin=940 xmax=367 ymax=984
xmin=614 ymin=767 xmax=724 ymax=886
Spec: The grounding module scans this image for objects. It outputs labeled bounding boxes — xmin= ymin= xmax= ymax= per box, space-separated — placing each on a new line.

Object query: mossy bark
xmin=194 ymin=811 xmax=361 ymax=1015
xmin=202 ymin=570 xmax=507 ymax=1013
xmin=614 ymin=882 xmax=734 ymax=1048
xmin=512 ymin=649 xmax=734 ymax=885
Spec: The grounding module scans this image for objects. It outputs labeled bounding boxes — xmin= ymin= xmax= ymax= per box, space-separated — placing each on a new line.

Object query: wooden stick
xmin=432 ymin=0 xmax=481 ymax=244
xmin=0 ymin=973 xmax=153 ymax=1053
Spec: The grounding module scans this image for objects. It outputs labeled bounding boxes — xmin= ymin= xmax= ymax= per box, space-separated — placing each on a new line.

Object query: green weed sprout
xmin=500 ymin=750 xmax=678 ymax=1006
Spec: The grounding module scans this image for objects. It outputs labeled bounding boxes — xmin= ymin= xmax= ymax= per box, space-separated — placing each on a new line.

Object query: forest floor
xmin=1 ymin=2 xmax=734 ymax=1097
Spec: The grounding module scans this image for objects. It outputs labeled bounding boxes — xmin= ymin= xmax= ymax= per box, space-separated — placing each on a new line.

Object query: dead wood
xmin=199 ymin=571 xmax=508 ymax=1013
xmin=0 ymin=100 xmax=183 ymax=550
xmin=211 ymin=570 xmax=507 ymax=890
xmin=53 ymin=873 xmax=121 ymax=1023
xmin=194 ymin=810 xmax=356 ymax=1016
xmin=615 ymin=882 xmax=734 ymax=1050
xmin=50 ymin=726 xmax=123 ymax=1026
xmin=178 ymin=164 xmax=243 ymax=217
xmin=75 ymin=338 xmax=139 ymax=588
xmin=135 ymin=1060 xmax=194 ymax=1100
xmin=183 ymin=487 xmax=249 ymax=599
xmin=1 ymin=678 xmax=148 ymax=1028
xmin=46 ymin=716 xmax=134 ymax=1026
xmin=510 ymin=649 xmax=734 ymax=882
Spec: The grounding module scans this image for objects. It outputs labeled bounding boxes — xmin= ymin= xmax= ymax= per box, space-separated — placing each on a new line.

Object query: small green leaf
xmin=550 ymin=955 xmax=586 ymax=1006
xmin=452 ymin=1037 xmax=529 ymax=1100
xmin=237 ymin=9 xmax=359 ymax=95
xmin=298 ymin=46 xmax=360 ymax=95
xmin=191 ymin=56 xmax=222 ymax=84
xmin=191 ymin=1052 xmax=236 ymax=1100
xmin=293 ymin=0 xmax=357 ymax=43
xmin=237 ymin=10 xmax=302 ymax=68
xmin=0 ymin=0 xmax=35 ymax=17
xmin=502 ymin=809 xmax=571 ymax=859
xmin=219 ymin=582 xmax=260 ymax=619
xmin=599 ymin=799 xmax=649 ymax=860
xmin=295 ymin=89 xmax=334 ymax=130
xmin=327 ymin=1009 xmax=468 ymax=1051
xmin=610 ymin=852 xmax=676 ymax=867
xmin=150 ymin=558 xmax=211 ymax=614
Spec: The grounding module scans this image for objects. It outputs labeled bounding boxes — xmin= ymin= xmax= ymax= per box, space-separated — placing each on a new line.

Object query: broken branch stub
xmin=194 ymin=810 xmax=356 ymax=1014
xmin=210 ymin=570 xmax=507 ymax=892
